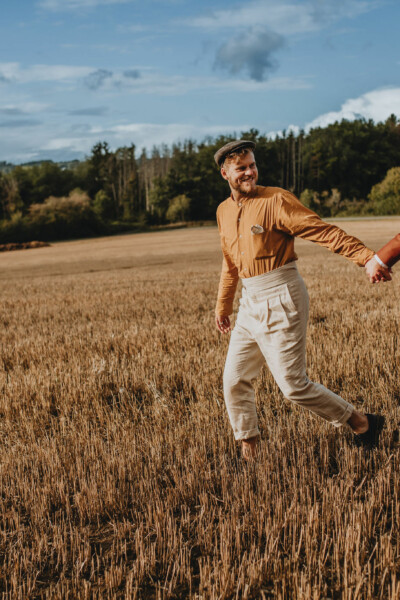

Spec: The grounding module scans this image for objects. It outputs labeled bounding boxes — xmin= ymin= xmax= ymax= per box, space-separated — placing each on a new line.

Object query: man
xmin=365 ymin=233 xmax=400 ymax=282
xmin=214 ymin=139 xmax=385 ymax=460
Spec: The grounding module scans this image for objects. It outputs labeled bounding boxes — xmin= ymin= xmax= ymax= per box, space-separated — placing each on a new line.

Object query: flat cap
xmin=214 ymin=140 xmax=256 ymax=167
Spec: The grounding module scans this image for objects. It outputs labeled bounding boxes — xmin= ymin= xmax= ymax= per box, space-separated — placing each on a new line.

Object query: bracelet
xmin=374 ymin=254 xmax=389 ymax=269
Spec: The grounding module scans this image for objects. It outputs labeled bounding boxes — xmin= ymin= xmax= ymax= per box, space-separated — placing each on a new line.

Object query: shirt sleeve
xmin=376 ymin=233 xmax=400 ymax=268
xmin=276 ymin=190 xmax=375 ymax=266
xmin=215 ymin=210 xmax=239 ymax=316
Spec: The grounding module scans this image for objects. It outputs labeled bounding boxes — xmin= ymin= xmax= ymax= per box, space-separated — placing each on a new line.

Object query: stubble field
xmin=0 ymin=219 xmax=399 ymax=599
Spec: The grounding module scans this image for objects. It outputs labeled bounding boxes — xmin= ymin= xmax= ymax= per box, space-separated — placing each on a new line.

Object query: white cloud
xmin=0 ymin=102 xmax=50 ymax=115
xmin=267 ymin=124 xmax=300 ymax=139
xmin=0 ymin=62 xmax=92 ymax=83
xmin=264 ymin=87 xmax=400 ymax=139
xmin=108 ymin=122 xmax=248 ymax=141
xmin=38 ymin=0 xmax=130 ymax=11
xmin=186 ymin=0 xmax=378 ymax=36
xmin=42 ymin=136 xmax=91 ymax=151
xmin=38 ymin=0 xmax=179 ymax=10
xmin=29 ymin=64 xmax=93 ymax=81
xmin=306 ymin=87 xmax=400 ymax=129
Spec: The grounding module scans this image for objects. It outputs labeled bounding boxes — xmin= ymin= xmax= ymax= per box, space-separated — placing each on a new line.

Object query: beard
xmin=231 ymin=177 xmax=257 ymax=196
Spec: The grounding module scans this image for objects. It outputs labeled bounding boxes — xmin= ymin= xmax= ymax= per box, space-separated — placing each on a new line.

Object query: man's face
xmin=221 ymin=150 xmax=258 ymax=196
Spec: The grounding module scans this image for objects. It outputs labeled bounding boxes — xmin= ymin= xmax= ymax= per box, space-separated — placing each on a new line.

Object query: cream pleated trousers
xmin=223 ymin=262 xmax=354 ymax=440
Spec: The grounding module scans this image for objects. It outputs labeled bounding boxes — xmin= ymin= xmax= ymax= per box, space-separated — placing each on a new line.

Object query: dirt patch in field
xmin=0 ymin=241 xmax=50 ymax=252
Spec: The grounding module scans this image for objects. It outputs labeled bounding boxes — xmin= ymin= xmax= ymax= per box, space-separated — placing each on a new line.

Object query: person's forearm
xmin=376 ymin=233 xmax=400 ymax=268
xmin=215 ymin=247 xmax=239 ymax=316
xmin=216 ymin=273 xmax=238 ymax=316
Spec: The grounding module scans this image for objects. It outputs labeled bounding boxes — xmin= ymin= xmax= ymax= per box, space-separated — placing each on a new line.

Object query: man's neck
xmin=230 ymin=186 xmax=258 ymax=203
xmin=230 ymin=189 xmax=241 ymax=203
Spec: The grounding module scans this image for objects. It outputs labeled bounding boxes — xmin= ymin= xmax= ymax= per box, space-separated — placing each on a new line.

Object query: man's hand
xmin=216 ymin=315 xmax=231 ymax=334
xmin=365 ymin=257 xmax=392 ymax=283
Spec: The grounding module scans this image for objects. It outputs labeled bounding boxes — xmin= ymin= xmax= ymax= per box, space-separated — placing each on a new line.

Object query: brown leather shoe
xmin=354 ymin=414 xmax=385 ymax=449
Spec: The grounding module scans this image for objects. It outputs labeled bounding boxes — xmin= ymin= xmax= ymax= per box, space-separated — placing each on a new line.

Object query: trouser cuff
xmin=234 ymin=427 xmax=260 ymax=441
xmin=332 ymin=403 xmax=355 ymax=428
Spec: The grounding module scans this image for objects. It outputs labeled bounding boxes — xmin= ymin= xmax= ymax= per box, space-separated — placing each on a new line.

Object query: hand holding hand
xmin=216 ymin=315 xmax=231 ymax=334
xmin=365 ymin=257 xmax=392 ymax=284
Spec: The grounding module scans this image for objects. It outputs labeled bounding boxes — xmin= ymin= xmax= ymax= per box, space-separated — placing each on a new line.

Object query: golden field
xmin=0 ymin=218 xmax=399 ymax=599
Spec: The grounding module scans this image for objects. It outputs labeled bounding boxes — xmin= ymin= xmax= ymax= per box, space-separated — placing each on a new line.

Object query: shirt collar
xmin=229 ymin=186 xmax=259 ymax=206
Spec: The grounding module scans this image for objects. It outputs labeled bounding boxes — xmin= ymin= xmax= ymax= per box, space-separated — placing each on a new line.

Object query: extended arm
xmin=376 ymin=233 xmax=400 ymax=268
xmin=277 ymin=191 xmax=375 ymax=266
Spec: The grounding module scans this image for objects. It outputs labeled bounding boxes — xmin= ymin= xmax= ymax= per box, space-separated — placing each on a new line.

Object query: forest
xmin=1 ymin=115 xmax=400 ymax=243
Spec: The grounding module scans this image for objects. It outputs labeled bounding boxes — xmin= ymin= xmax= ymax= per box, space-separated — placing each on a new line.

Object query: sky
xmin=1 ymin=0 xmax=400 ymax=164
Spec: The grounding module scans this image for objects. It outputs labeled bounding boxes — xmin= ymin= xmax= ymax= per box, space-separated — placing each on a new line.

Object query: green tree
xmin=368 ymin=167 xmax=400 ymax=215
xmin=86 ymin=143 xmax=139 ymax=220
xmin=13 ymin=162 xmax=77 ymax=208
xmin=93 ymin=190 xmax=115 ymax=220
xmin=148 ymin=177 xmax=170 ymax=220
xmin=302 ymin=116 xmax=400 ymax=207
xmin=166 ymin=195 xmax=191 ymax=222
xmin=27 ymin=189 xmax=102 ymax=240
xmin=299 ymin=189 xmax=315 ymax=209
xmin=0 ymin=172 xmax=23 ymax=219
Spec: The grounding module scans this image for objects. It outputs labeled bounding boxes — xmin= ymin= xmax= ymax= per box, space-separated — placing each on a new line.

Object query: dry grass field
xmin=0 ymin=219 xmax=399 ymax=599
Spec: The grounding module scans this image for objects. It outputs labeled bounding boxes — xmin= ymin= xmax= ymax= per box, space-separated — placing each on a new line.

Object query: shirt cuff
xmin=374 ymin=254 xmax=389 ymax=269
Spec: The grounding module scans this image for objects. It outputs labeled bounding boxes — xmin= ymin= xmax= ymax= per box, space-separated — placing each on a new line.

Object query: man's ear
xmin=220 ymin=166 xmax=228 ymax=181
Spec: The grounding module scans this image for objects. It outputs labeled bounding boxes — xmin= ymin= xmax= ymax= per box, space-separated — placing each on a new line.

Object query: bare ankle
xmin=241 ymin=436 xmax=259 ymax=461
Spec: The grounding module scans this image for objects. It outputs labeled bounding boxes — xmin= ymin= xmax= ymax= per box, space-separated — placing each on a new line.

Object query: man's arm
xmin=215 ymin=210 xmax=239 ymax=333
xmin=276 ymin=190 xmax=375 ymax=267
xmin=376 ymin=233 xmax=400 ymax=268
xmin=215 ymin=248 xmax=239 ymax=333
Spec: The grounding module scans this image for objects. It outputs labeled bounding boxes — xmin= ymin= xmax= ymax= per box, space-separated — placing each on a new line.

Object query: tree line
xmin=0 ymin=115 xmax=399 ymax=243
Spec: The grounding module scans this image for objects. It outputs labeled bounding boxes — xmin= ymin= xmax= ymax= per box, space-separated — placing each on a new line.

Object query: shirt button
xmin=241 ymin=251 xmax=244 ymax=255
xmin=238 ymin=218 xmax=241 ymax=222
xmin=239 ymin=234 xmax=242 ymax=239
xmin=244 ymin=268 xmax=247 ymax=271
xmin=238 ymin=203 xmax=242 ymax=207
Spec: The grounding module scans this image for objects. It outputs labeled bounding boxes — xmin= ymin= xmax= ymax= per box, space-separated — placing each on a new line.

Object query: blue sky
xmin=1 ymin=0 xmax=399 ymax=163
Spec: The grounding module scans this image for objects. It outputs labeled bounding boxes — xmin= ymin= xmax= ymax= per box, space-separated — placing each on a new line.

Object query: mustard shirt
xmin=216 ymin=186 xmax=374 ymax=316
